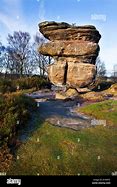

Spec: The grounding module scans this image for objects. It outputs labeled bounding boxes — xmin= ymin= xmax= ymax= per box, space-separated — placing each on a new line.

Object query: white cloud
xmin=38 ymin=0 xmax=46 ymax=22
xmin=16 ymin=15 xmax=20 ymax=20
xmin=0 ymin=12 xmax=27 ymax=32
xmin=0 ymin=11 xmax=38 ymax=44
xmin=2 ymin=0 xmax=22 ymax=17
xmin=0 ymin=0 xmax=37 ymax=43
xmin=57 ymin=16 xmax=60 ymax=20
xmin=91 ymin=14 xmax=107 ymax=22
xmin=0 ymin=12 xmax=17 ymax=31
xmin=0 ymin=0 xmax=23 ymax=31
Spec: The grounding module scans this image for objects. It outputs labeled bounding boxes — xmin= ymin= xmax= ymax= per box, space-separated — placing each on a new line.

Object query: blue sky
xmin=0 ymin=0 xmax=117 ymax=74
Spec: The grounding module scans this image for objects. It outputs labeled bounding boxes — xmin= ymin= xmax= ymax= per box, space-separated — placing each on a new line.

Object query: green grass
xmin=15 ymin=88 xmax=36 ymax=94
xmin=8 ymin=117 xmax=117 ymax=175
xmin=78 ymin=100 xmax=117 ymax=126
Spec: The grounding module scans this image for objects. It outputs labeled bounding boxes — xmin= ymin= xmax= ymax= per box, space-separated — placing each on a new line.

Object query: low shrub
xmin=0 ymin=80 xmax=38 ymax=172
xmin=0 ymin=144 xmax=13 ymax=172
xmin=92 ymin=78 xmax=113 ymax=92
xmin=0 ymin=76 xmax=51 ymax=94
xmin=15 ymin=76 xmax=51 ymax=90
xmin=0 ymin=93 xmax=37 ymax=146
xmin=0 ymin=79 xmax=16 ymax=94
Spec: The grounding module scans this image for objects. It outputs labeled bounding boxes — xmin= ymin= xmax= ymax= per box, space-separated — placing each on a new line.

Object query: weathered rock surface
xmin=38 ymin=21 xmax=101 ymax=92
xmin=47 ymin=61 xmax=67 ymax=86
xmin=67 ymin=63 xmax=96 ymax=88
xmin=39 ymin=21 xmax=101 ymax=42
xmin=54 ymin=56 xmax=98 ymax=64
xmin=39 ymin=41 xmax=99 ymax=57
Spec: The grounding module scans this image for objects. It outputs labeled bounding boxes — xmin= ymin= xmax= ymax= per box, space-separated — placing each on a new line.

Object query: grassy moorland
xmin=8 ymin=99 xmax=117 ymax=175
xmin=78 ymin=100 xmax=117 ymax=127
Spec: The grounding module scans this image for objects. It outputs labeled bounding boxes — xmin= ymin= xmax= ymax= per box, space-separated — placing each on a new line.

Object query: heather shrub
xmin=0 ymin=93 xmax=37 ymax=145
xmin=0 ymin=79 xmax=16 ymax=94
xmin=0 ymin=144 xmax=13 ymax=172
xmin=14 ymin=76 xmax=51 ymax=90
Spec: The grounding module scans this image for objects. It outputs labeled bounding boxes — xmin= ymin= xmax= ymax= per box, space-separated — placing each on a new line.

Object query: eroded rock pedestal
xmin=38 ymin=21 xmax=101 ymax=93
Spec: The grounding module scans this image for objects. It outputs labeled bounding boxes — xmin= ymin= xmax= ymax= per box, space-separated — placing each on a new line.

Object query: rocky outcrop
xmin=38 ymin=21 xmax=101 ymax=92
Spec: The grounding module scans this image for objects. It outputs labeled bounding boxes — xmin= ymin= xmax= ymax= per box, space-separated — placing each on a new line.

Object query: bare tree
xmin=96 ymin=57 xmax=106 ymax=77
xmin=111 ymin=64 xmax=117 ymax=83
xmin=113 ymin=64 xmax=117 ymax=77
xmin=0 ymin=32 xmax=53 ymax=77
xmin=0 ymin=41 xmax=5 ymax=73
xmin=6 ymin=31 xmax=31 ymax=77
xmin=33 ymin=33 xmax=53 ymax=76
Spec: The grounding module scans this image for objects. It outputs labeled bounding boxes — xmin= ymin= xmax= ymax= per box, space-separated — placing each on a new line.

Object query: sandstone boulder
xmin=47 ymin=61 xmax=67 ymax=86
xmin=39 ymin=41 xmax=99 ymax=57
xmin=67 ymin=63 xmax=96 ymax=88
xmin=65 ymin=88 xmax=78 ymax=97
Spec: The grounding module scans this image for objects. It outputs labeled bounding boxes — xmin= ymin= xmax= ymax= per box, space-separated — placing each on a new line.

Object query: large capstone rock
xmin=38 ymin=21 xmax=101 ymax=91
xmin=39 ymin=21 xmax=101 ymax=42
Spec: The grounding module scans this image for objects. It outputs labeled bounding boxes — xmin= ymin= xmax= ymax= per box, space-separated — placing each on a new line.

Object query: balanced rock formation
xmin=39 ymin=21 xmax=101 ymax=91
